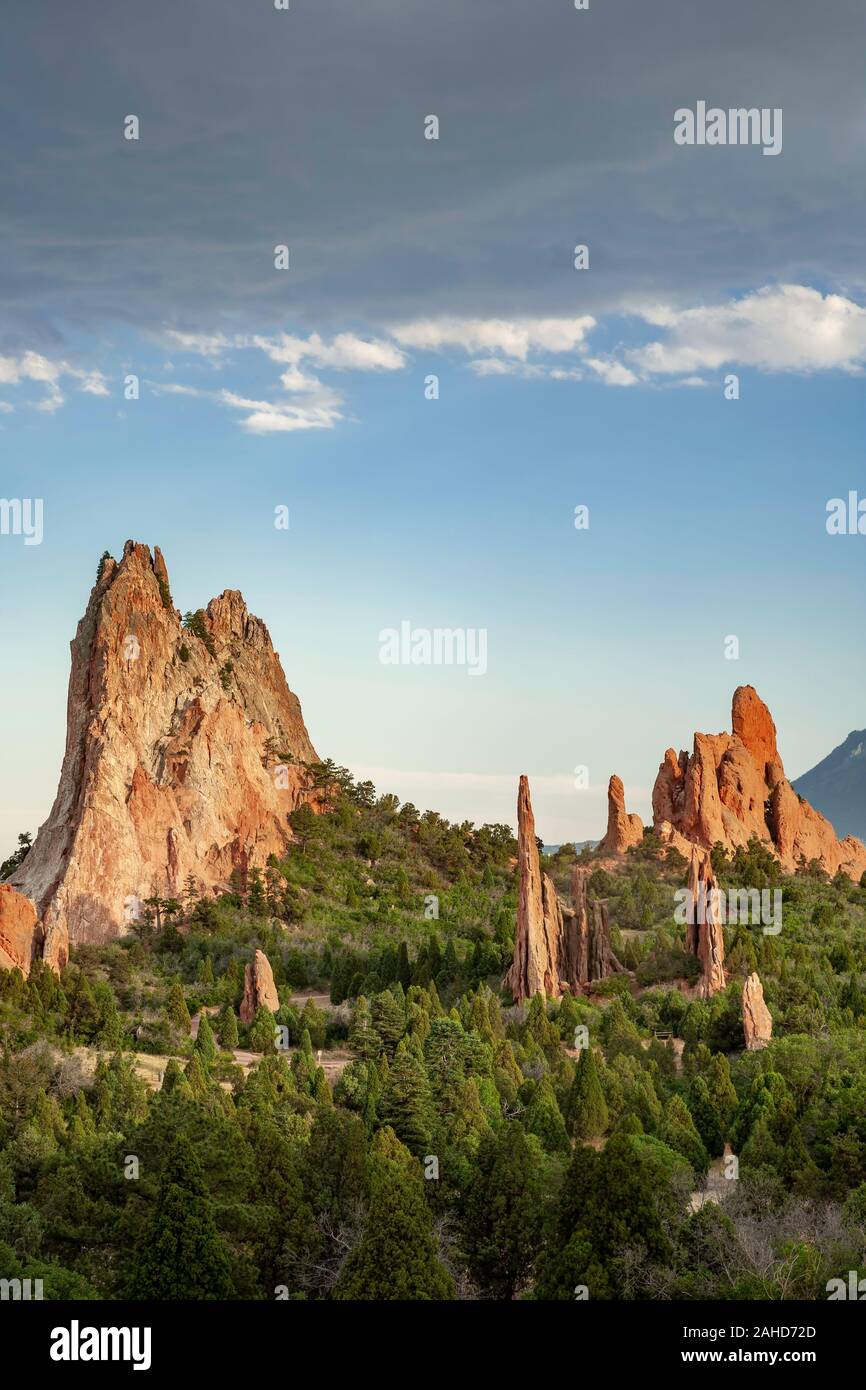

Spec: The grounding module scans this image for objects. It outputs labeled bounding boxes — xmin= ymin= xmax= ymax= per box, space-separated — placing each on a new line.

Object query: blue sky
xmin=1 ymin=0 xmax=865 ymax=854
xmin=2 ymin=327 xmax=864 ymax=853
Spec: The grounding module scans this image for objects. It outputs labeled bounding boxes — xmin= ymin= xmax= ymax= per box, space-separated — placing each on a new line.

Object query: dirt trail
xmin=690 ymin=1144 xmax=734 ymax=1212
xmin=71 ymin=1034 xmax=351 ymax=1093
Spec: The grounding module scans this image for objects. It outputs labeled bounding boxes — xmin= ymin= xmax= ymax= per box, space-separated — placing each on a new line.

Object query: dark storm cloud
xmin=2 ymin=0 xmax=866 ymax=345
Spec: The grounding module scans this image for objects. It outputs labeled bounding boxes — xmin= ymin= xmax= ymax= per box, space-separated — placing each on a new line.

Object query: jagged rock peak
xmin=731 ymin=685 xmax=780 ymax=780
xmin=504 ymin=776 xmax=561 ymax=1002
xmin=12 ymin=543 xmax=322 ymax=949
xmin=505 ymin=777 xmax=626 ymax=1003
xmin=653 ymin=687 xmax=866 ymax=882
xmin=598 ymin=774 xmax=643 ymax=855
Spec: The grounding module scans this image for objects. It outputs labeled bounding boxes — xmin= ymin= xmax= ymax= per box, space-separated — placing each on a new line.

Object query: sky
xmin=1 ymin=0 xmax=865 ymax=854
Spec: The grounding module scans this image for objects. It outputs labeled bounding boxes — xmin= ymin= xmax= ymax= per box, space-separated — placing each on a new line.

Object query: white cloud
xmin=149 ymin=378 xmax=343 ymax=432
xmin=0 ymin=351 xmax=110 ymax=411
xmin=35 ymin=385 xmax=65 ymax=413
xmin=391 ymin=315 xmax=596 ymax=361
xmin=218 ymin=389 xmax=343 ymax=434
xmin=148 ymin=381 xmax=207 ymax=398
xmin=255 ymin=331 xmax=405 ymax=373
xmin=627 ymin=284 xmax=866 ymax=376
xmin=79 ymin=372 xmax=110 ymax=396
xmin=155 ymin=327 xmax=405 ymax=433
xmin=584 ymin=356 xmax=639 ymax=387
xmin=468 ymin=358 xmax=546 ymax=378
xmin=164 ymin=329 xmax=232 ymax=358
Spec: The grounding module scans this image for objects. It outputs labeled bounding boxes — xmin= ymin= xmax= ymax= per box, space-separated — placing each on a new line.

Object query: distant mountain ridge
xmin=793 ymin=729 xmax=866 ymax=844
xmin=543 ymin=841 xmax=599 ymax=856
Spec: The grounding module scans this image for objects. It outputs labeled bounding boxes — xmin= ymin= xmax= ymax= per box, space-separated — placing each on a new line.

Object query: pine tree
xmin=166 ymin=981 xmax=191 ymax=1034
xmin=333 ymin=1128 xmax=454 ymax=1300
xmin=661 ymin=1094 xmax=709 ymax=1174
xmin=194 ymin=1011 xmax=218 ymax=1068
xmin=160 ymin=1058 xmax=186 ymax=1094
xmin=565 ymin=1048 xmax=609 ymax=1139
xmin=364 ymin=1060 xmax=381 ymax=1133
xmin=535 ymin=1131 xmax=675 ymax=1300
xmin=706 ymin=1052 xmax=738 ymax=1137
xmin=688 ymin=1075 xmax=724 ymax=1157
xmin=66 ymin=970 xmax=101 ymax=1042
xmin=218 ymin=1004 xmax=239 ymax=1050
xmin=127 ymin=1136 xmax=235 ymax=1299
xmin=440 ymin=939 xmax=459 ymax=983
xmin=348 ymin=996 xmax=381 ymax=1060
xmin=525 ymin=993 xmax=559 ymax=1050
xmin=371 ymin=990 xmax=404 ymax=1057
xmin=248 ymin=868 xmax=267 ymax=916
xmin=740 ymin=1116 xmax=784 ymax=1175
xmin=249 ymin=1006 xmax=277 ymax=1055
xmin=196 ymin=955 xmax=215 ymax=987
xmin=184 ymin=1053 xmax=209 ymax=1099
xmin=69 ymin=1090 xmax=96 ymax=1145
xmin=524 ymin=1076 xmax=570 ymax=1154
xmin=397 ymin=940 xmax=412 ymax=990
xmin=461 ymin=1122 xmax=544 ymax=1298
xmin=379 ymin=1042 xmax=434 ymax=1156
xmin=300 ymin=997 xmax=327 ymax=1050
xmin=183 ymin=872 xmax=199 ymax=917
xmin=98 ymin=997 xmax=124 ymax=1050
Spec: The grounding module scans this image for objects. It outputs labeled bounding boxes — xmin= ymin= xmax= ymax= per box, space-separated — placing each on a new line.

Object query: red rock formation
xmin=240 ymin=948 xmax=280 ymax=1024
xmin=568 ymin=865 xmax=625 ymax=985
xmin=563 ymin=865 xmax=591 ymax=987
xmin=42 ymin=919 xmax=69 ymax=974
xmin=653 ymin=686 xmax=866 ymax=881
xmin=0 ymin=884 xmax=40 ymax=977
xmin=12 ymin=542 xmax=323 ymax=949
xmin=742 ymin=971 xmax=772 ymax=1049
xmin=504 ymin=776 xmax=562 ymax=1001
xmin=0 ymin=883 xmax=66 ymax=978
xmin=597 ymin=775 xmax=643 ymax=855
xmin=731 ymin=685 xmax=782 ymax=782
xmin=504 ymin=779 xmax=627 ymax=1004
xmin=685 ymin=847 xmax=726 ymax=998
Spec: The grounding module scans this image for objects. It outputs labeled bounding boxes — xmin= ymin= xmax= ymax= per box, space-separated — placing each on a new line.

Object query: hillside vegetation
xmin=3 ymin=767 xmax=866 ymax=1300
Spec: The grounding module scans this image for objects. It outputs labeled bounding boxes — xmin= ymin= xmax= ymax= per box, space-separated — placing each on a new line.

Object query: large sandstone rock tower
xmin=505 ymin=775 xmax=625 ymax=1003
xmin=685 ymin=846 xmax=726 ymax=998
xmin=652 ymin=686 xmax=866 ymax=881
xmin=12 ymin=542 xmax=321 ymax=952
xmin=597 ymin=775 xmax=643 ymax=856
xmin=504 ymin=776 xmax=562 ymax=1001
